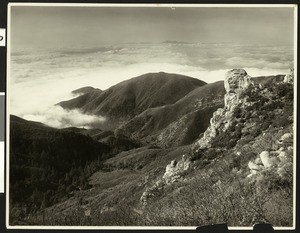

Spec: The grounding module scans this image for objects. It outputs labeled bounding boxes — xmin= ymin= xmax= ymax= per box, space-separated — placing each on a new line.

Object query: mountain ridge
xmin=58 ymin=72 xmax=206 ymax=123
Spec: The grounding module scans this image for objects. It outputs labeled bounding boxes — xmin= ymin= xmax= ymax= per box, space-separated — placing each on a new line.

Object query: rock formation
xmin=193 ymin=69 xmax=254 ymax=150
xmin=163 ymin=155 xmax=192 ymax=184
xmin=140 ymin=180 xmax=164 ymax=206
xmin=224 ymin=69 xmax=253 ymax=110
xmin=140 ymin=154 xmax=192 ymax=205
xmin=141 ymin=68 xmax=294 ymax=205
xmin=283 ymin=68 xmax=294 ymax=84
xmin=278 ymin=133 xmax=293 ymax=145
xmin=247 ymin=132 xmax=293 ymax=178
xmin=259 ymin=151 xmax=279 ymax=168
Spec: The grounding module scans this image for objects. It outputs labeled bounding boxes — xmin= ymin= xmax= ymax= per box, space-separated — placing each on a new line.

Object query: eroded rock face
xmin=140 ymin=155 xmax=192 ymax=205
xmin=163 ymin=155 xmax=191 ymax=184
xmin=194 ymin=69 xmax=253 ymax=150
xmin=283 ymin=68 xmax=294 ymax=84
xmin=224 ymin=69 xmax=253 ymax=94
xmin=224 ymin=69 xmax=253 ymax=110
xmin=195 ymin=108 xmax=233 ymax=148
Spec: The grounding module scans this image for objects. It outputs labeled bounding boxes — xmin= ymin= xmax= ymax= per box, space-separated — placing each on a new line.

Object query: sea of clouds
xmin=10 ymin=43 xmax=294 ymax=128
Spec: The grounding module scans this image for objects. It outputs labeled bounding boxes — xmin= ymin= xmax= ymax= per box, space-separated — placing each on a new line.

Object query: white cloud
xmin=10 ymin=43 xmax=293 ymax=128
xmin=22 ymin=106 xmax=106 ymax=129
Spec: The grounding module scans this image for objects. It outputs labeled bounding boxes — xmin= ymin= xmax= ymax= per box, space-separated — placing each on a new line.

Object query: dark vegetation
xmin=9 ymin=115 xmax=139 ymax=223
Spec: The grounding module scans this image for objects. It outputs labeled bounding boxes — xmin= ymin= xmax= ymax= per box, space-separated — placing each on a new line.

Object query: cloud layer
xmin=10 ymin=43 xmax=293 ymax=128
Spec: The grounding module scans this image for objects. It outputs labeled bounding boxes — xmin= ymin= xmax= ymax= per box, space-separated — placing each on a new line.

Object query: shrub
xmin=139 ymin=169 xmax=291 ymax=226
xmin=275 ymin=83 xmax=293 ymax=99
xmin=271 ymin=116 xmax=291 ymax=128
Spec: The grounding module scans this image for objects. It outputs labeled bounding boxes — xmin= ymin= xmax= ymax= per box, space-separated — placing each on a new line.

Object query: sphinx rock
xmin=224 ymin=69 xmax=253 ymax=110
xmin=224 ymin=69 xmax=253 ymax=93
xmin=194 ymin=69 xmax=253 ymax=150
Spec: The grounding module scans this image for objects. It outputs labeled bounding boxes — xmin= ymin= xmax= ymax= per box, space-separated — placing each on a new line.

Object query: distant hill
xmin=116 ymin=81 xmax=226 ymax=147
xmin=254 ymin=74 xmax=285 ymax=86
xmin=58 ymin=72 xmax=210 ymax=145
xmin=10 ymin=115 xmax=50 ymax=128
xmin=58 ymin=72 xmax=206 ymax=125
xmin=71 ymin=86 xmax=101 ymax=95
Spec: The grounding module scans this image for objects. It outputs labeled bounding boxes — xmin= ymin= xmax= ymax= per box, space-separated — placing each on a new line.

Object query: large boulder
xmin=283 ymin=68 xmax=294 ymax=84
xmin=259 ymin=151 xmax=280 ymax=168
xmin=224 ymin=69 xmax=253 ymax=93
xmin=163 ymin=155 xmax=191 ymax=184
xmin=278 ymin=133 xmax=293 ymax=144
xmin=248 ymin=161 xmax=261 ymax=170
xmin=224 ymin=69 xmax=253 ymax=110
xmin=194 ymin=69 xmax=254 ymax=150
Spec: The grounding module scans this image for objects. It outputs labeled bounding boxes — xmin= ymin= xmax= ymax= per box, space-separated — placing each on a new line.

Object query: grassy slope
xmin=58 ymin=72 xmax=206 ymax=120
xmin=116 ymin=81 xmax=225 ymax=146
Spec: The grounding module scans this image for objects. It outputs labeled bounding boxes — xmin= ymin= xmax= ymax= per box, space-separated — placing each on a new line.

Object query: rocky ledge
xmin=193 ymin=68 xmax=294 ymax=151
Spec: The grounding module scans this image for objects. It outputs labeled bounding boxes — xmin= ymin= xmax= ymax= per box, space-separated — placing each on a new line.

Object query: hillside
xmin=137 ymin=69 xmax=294 ymax=226
xmin=10 ymin=115 xmax=126 ymax=224
xmin=9 ymin=69 xmax=294 ymax=227
xmin=59 ymin=73 xmax=222 ymax=146
xmin=116 ymin=81 xmax=225 ymax=147
xmin=58 ymin=72 xmax=206 ymax=128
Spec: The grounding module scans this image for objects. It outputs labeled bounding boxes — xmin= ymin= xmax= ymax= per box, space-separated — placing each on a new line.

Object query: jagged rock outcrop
xmin=224 ymin=69 xmax=253 ymax=92
xmin=163 ymin=155 xmax=192 ymax=184
xmin=193 ymin=69 xmax=254 ymax=150
xmin=283 ymin=68 xmax=294 ymax=84
xmin=224 ymin=69 xmax=253 ymax=110
xmin=140 ymin=155 xmax=192 ymax=205
xmin=278 ymin=133 xmax=293 ymax=144
xmin=140 ymin=180 xmax=164 ymax=206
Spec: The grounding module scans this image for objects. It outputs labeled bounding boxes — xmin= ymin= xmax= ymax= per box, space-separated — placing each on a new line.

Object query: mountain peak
xmin=59 ymin=72 xmax=207 ymax=129
xmin=72 ymin=86 xmax=101 ymax=95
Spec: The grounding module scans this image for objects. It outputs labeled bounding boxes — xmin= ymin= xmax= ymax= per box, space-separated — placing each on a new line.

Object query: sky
xmin=9 ymin=5 xmax=296 ymax=128
xmin=11 ymin=5 xmax=295 ymax=50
